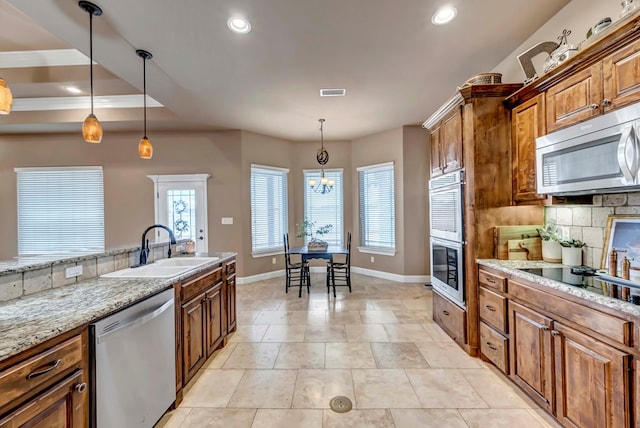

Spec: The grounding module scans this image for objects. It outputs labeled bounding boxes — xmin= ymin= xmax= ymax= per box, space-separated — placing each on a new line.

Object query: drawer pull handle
xmin=75 ymin=382 xmax=87 ymax=393
xmin=486 ymin=342 xmax=498 ymax=351
xmin=485 ymin=305 xmax=496 ymax=312
xmin=26 ymin=359 xmax=62 ymax=380
xmin=442 ymin=310 xmax=450 ymax=316
xmin=486 ymin=278 xmax=495 ymax=283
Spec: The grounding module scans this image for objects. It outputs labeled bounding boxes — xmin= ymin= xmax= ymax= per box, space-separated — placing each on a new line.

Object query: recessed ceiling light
xmin=227 ymin=17 xmax=251 ymax=34
xmin=320 ymin=88 xmax=346 ymax=97
xmin=432 ymin=5 xmax=457 ymax=25
xmin=64 ymin=86 xmax=82 ymax=94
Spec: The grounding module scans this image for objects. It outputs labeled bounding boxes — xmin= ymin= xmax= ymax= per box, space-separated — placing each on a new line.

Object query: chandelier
xmin=308 ymin=118 xmax=334 ymax=194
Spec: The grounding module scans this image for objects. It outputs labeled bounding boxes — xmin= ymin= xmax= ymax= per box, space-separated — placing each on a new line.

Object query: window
xmin=303 ymin=169 xmax=343 ymax=245
xmin=358 ymin=162 xmax=395 ymax=253
xmin=15 ymin=166 xmax=105 ymax=255
xmin=251 ymin=164 xmax=289 ymax=255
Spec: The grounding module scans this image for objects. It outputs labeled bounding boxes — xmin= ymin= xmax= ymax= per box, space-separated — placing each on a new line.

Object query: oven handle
xmin=97 ymin=299 xmax=174 ymax=344
xmin=617 ymin=124 xmax=639 ymax=185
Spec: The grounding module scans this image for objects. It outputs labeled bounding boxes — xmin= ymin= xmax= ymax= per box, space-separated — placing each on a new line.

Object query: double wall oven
xmin=429 ymin=170 xmax=465 ymax=307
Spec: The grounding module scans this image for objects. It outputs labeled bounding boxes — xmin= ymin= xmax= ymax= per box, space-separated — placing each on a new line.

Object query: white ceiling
xmin=0 ymin=0 xmax=571 ymax=141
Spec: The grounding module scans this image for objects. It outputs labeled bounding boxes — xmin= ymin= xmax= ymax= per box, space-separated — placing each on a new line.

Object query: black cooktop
xmin=519 ymin=267 xmax=640 ymax=305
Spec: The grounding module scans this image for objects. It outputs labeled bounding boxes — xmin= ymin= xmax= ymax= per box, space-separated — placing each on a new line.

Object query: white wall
xmin=493 ymin=0 xmax=621 ymax=83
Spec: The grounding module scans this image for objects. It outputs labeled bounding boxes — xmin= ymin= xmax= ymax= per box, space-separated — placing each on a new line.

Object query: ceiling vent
xmin=320 ymin=88 xmax=346 ymax=97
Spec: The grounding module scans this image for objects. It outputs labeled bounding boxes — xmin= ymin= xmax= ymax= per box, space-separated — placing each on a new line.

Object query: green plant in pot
xmin=538 ymin=223 xmax=562 ymax=263
xmin=296 ymin=217 xmax=333 ymax=249
xmin=559 ymin=239 xmax=586 ymax=266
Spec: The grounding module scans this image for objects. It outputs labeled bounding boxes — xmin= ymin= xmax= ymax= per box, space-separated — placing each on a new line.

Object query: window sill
xmin=357 ymin=247 xmax=396 ymax=256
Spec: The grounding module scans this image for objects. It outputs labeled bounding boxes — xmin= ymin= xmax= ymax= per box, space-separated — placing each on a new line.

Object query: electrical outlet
xmin=272 ymin=257 xmax=277 ymax=265
xmin=370 ymin=256 xmax=375 ymax=263
xmin=65 ymin=265 xmax=83 ymax=279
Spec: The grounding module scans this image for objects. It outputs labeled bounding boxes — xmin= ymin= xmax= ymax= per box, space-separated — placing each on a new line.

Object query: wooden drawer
xmin=181 ymin=265 xmax=223 ymax=302
xmin=432 ymin=291 xmax=466 ymax=345
xmin=509 ymin=279 xmax=633 ymax=346
xmin=480 ymin=322 xmax=509 ymax=374
xmin=479 ymin=287 xmax=507 ymax=334
xmin=226 ymin=259 xmax=236 ymax=276
xmin=0 ymin=335 xmax=83 ymax=410
xmin=479 ymin=269 xmax=506 ymax=292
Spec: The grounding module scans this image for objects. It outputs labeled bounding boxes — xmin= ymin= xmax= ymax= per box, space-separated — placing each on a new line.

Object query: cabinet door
xmin=205 ymin=283 xmax=224 ymax=357
xmin=0 ymin=370 xmax=86 ymax=428
xmin=553 ymin=322 xmax=631 ymax=428
xmin=182 ymin=292 xmax=206 ymax=384
xmin=546 ymin=63 xmax=603 ymax=133
xmin=430 ymin=125 xmax=443 ymax=177
xmin=441 ymin=108 xmax=463 ymax=173
xmin=226 ymin=274 xmax=237 ymax=333
xmin=603 ymin=38 xmax=640 ymax=112
xmin=508 ymin=301 xmax=554 ymax=412
xmin=511 ymin=94 xmax=546 ymax=203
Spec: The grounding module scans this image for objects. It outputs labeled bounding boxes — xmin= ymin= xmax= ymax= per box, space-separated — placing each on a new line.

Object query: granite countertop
xmin=0 ymin=252 xmax=236 ymax=362
xmin=478 ymin=259 xmax=640 ymax=318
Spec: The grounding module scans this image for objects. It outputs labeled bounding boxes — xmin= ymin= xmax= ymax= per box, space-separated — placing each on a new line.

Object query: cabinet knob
xmin=601 ymin=99 xmax=611 ymax=107
xmin=590 ymin=103 xmax=599 ymax=110
xmin=75 ymin=383 xmax=87 ymax=393
xmin=551 ymin=330 xmax=560 ymax=337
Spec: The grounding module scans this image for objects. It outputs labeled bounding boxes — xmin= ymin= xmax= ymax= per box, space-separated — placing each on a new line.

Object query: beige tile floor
xmin=157 ymin=273 xmax=561 ymax=428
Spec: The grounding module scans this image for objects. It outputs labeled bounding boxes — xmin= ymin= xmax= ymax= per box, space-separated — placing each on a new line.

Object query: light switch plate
xmin=65 ymin=265 xmax=83 ymax=279
xmin=221 ymin=217 xmax=233 ymax=225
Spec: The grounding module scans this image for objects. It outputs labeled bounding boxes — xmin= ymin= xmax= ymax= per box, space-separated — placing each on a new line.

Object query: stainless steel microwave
xmin=536 ymin=102 xmax=640 ymax=195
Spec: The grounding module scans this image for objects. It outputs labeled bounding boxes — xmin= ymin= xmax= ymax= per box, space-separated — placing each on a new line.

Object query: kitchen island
xmin=0 ymin=248 xmax=237 ymax=428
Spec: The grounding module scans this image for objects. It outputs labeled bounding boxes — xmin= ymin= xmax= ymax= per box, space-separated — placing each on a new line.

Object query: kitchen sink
xmin=100 ymin=257 xmax=218 ymax=279
xmin=154 ymin=257 xmax=219 ymax=267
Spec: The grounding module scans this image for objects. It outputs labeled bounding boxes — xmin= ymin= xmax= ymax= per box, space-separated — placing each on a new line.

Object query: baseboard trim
xmin=237 ymin=267 xmax=430 ymax=285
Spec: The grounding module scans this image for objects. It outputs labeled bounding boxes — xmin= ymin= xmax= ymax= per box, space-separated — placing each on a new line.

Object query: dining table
xmin=288 ymin=245 xmax=349 ymax=287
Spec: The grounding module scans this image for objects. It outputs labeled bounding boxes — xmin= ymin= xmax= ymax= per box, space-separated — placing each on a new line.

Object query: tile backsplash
xmin=545 ymin=193 xmax=640 ymax=269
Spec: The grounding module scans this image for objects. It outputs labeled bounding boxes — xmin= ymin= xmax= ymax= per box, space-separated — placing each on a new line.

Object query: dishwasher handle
xmin=97 ymin=298 xmax=174 ymax=344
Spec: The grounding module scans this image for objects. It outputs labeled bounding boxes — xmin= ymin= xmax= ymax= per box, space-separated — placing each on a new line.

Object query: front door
xmin=148 ymin=174 xmax=210 ymax=253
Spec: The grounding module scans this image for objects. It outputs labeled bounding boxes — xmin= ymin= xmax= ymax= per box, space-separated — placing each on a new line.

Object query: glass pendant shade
xmin=138 ymin=136 xmax=153 ymax=159
xmin=0 ymin=78 xmax=12 ymax=115
xmin=82 ymin=113 xmax=103 ymax=143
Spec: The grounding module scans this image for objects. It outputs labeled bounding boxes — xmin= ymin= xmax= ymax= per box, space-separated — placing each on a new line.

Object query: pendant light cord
xmin=89 ymin=11 xmax=94 ymax=115
xmin=143 ymin=56 xmax=147 ymax=137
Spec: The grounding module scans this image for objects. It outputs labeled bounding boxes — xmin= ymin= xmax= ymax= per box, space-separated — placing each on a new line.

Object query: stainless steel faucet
xmin=139 ymin=224 xmax=177 ymax=265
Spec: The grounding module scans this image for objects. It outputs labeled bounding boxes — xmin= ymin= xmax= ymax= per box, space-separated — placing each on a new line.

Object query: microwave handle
xmin=617 ymin=124 xmax=638 ymax=185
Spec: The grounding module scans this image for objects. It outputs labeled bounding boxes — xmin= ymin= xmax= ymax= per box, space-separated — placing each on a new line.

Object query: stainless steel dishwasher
xmin=90 ymin=288 xmax=176 ymax=428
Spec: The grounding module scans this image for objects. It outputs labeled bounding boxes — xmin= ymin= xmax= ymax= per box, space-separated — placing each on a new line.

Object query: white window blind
xmin=358 ymin=162 xmax=395 ymax=250
xmin=303 ymin=169 xmax=343 ymax=246
xmin=251 ymin=164 xmax=289 ymax=254
xmin=15 ymin=166 xmax=105 ymax=255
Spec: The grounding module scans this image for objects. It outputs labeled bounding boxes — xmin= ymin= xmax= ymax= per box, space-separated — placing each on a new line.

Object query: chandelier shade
xmin=0 ymin=77 xmax=12 ymax=115
xmin=79 ymin=1 xmax=103 ymax=143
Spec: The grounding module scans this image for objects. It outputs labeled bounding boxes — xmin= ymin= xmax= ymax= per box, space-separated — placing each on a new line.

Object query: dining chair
xmin=284 ymin=233 xmax=310 ymax=297
xmin=326 ymin=232 xmax=351 ymax=297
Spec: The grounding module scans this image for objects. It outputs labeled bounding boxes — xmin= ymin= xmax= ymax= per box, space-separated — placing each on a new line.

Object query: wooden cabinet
xmin=508 ymin=300 xmax=555 ymax=412
xmin=179 ymin=265 xmax=225 ymax=385
xmin=182 ymin=291 xmax=206 ymax=384
xmin=0 ymin=369 xmax=85 ymax=428
xmin=545 ymin=63 xmax=603 ymax=133
xmin=553 ymin=322 xmax=631 ymax=428
xmin=432 ymin=290 xmax=466 ymax=347
xmin=0 ymin=330 xmax=88 ymax=428
xmin=225 ymin=260 xmax=237 ymax=334
xmin=602 ymin=38 xmax=640 ymax=112
xmin=511 ymin=94 xmax=545 ymax=203
xmin=428 ymin=107 xmax=463 ymax=177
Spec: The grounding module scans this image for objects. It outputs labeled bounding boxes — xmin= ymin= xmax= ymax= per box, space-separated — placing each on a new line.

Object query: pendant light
xmin=0 ymin=77 xmax=12 ymax=115
xmin=136 ymin=49 xmax=153 ymax=159
xmin=308 ymin=118 xmax=334 ymax=194
xmin=79 ymin=1 xmax=103 ymax=143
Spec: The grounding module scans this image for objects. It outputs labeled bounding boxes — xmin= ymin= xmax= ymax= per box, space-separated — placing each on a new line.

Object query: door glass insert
xmin=166 ymin=189 xmax=196 ymax=241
